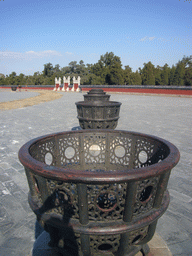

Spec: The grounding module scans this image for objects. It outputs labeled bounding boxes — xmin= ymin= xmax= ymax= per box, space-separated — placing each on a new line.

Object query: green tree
xmin=25 ymin=75 xmax=34 ymax=85
xmin=105 ymin=61 xmax=124 ymax=85
xmin=173 ymin=61 xmax=185 ymax=85
xmin=53 ymin=64 xmax=60 ymax=73
xmin=91 ymin=60 xmax=106 ymax=84
xmin=79 ymin=60 xmax=85 ymax=67
xmin=76 ymin=60 xmax=87 ymax=75
xmin=42 ymin=76 xmax=54 ymax=85
xmin=100 ymin=52 xmax=121 ymax=66
xmin=68 ymin=61 xmax=78 ymax=73
xmin=61 ymin=66 xmax=71 ymax=75
xmin=140 ymin=62 xmax=155 ymax=85
xmin=95 ymin=52 xmax=124 ymax=85
xmin=83 ymin=74 xmax=105 ymax=85
xmin=0 ymin=74 xmax=5 ymax=85
xmin=9 ymin=72 xmax=17 ymax=85
xmin=184 ymin=66 xmax=192 ymax=86
xmin=33 ymin=72 xmax=44 ymax=85
xmin=123 ymin=65 xmax=132 ymax=85
xmin=154 ymin=66 xmax=162 ymax=85
xmin=130 ymin=71 xmax=142 ymax=85
xmin=86 ymin=64 xmax=92 ymax=74
xmin=17 ymin=73 xmax=26 ymax=85
xmin=43 ymin=63 xmax=54 ymax=77
xmin=181 ymin=55 xmax=192 ymax=86
xmin=169 ymin=65 xmax=176 ymax=85
xmin=161 ymin=64 xmax=170 ymax=85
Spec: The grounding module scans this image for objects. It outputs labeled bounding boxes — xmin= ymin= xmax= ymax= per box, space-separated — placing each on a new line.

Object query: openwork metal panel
xmin=76 ymin=102 xmax=121 ymax=129
xmin=87 ymin=183 xmax=127 ymax=221
xmin=109 ymin=134 xmax=132 ymax=167
xmin=128 ymin=226 xmax=149 ymax=245
xmin=134 ymin=137 xmax=169 ymax=168
xmin=58 ymin=135 xmax=80 ymax=167
xmin=74 ymin=226 xmax=150 ymax=255
xmin=84 ymin=95 xmax=110 ymax=102
xmin=89 ymin=234 xmax=121 ymax=255
xmin=133 ymin=177 xmax=160 ymax=218
xmin=46 ymin=180 xmax=79 ymax=219
xmin=30 ymin=137 xmax=57 ymax=166
xmin=79 ymin=119 xmax=119 ymax=129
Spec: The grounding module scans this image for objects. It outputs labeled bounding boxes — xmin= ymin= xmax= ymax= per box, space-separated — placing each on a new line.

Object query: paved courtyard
xmin=0 ymin=90 xmax=192 ymax=255
xmin=0 ymin=91 xmax=39 ymax=103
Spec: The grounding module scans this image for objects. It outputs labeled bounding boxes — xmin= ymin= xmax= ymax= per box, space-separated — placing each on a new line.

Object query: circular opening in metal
xmin=65 ymin=146 xmax=75 ymax=159
xmin=139 ymin=185 xmax=153 ymax=202
xmin=97 ymin=193 xmax=117 ymax=211
xmin=115 ymin=145 xmax=125 ymax=158
xmin=89 ymin=144 xmax=101 ymax=156
xmin=138 ymin=150 xmax=148 ymax=163
xmin=131 ymin=234 xmax=142 ymax=245
xmin=45 ymin=152 xmax=53 ymax=165
xmin=98 ymin=243 xmax=113 ymax=251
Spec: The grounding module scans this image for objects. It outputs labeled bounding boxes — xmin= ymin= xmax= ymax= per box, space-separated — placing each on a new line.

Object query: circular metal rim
xmin=75 ymin=101 xmax=122 ymax=107
xmin=18 ymin=129 xmax=180 ymax=184
xmin=77 ymin=116 xmax=119 ymax=121
xmin=86 ymin=89 xmax=107 ymax=94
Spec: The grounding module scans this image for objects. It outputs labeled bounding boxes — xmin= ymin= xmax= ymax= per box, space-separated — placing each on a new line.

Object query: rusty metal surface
xmin=19 ymin=129 xmax=179 ymax=256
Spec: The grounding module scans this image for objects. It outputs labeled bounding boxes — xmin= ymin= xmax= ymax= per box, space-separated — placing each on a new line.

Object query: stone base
xmin=136 ymin=233 xmax=172 ymax=256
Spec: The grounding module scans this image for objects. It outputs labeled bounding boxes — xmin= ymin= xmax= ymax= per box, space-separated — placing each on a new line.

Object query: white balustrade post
xmin=53 ymin=77 xmax=58 ymax=91
xmin=62 ymin=76 xmax=70 ymax=91
xmin=57 ymin=77 xmax=61 ymax=91
xmin=72 ymin=76 xmax=81 ymax=92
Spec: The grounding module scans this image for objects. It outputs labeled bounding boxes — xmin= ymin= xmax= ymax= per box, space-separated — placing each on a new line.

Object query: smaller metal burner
xmin=76 ymin=89 xmax=121 ymax=129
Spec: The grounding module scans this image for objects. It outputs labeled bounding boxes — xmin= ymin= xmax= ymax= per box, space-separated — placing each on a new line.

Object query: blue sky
xmin=0 ymin=0 xmax=191 ymax=76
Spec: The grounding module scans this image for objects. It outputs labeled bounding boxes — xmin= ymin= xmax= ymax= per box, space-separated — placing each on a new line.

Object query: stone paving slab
xmin=0 ymin=91 xmax=39 ymax=102
xmin=136 ymin=233 xmax=172 ymax=256
xmin=0 ymin=91 xmax=192 ymax=255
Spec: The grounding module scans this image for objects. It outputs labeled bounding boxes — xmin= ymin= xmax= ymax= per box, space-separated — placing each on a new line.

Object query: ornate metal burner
xmin=19 ymin=130 xmax=180 ymax=256
xmin=11 ymin=86 xmax=17 ymax=91
xmin=76 ymin=89 xmax=121 ymax=129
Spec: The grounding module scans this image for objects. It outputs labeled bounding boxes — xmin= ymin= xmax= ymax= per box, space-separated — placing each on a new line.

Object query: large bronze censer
xmin=19 ymin=89 xmax=180 ymax=256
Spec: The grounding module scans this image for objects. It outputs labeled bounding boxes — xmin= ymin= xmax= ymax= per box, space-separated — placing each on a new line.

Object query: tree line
xmin=0 ymin=52 xmax=191 ymax=86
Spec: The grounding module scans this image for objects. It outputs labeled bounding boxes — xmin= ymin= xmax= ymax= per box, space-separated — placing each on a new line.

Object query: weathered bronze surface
xmin=19 ymin=129 xmax=180 ymax=256
xmin=76 ymin=89 xmax=121 ymax=129
xmin=76 ymin=101 xmax=121 ymax=129
xmin=11 ymin=86 xmax=17 ymax=91
xmin=83 ymin=89 xmax=111 ymax=102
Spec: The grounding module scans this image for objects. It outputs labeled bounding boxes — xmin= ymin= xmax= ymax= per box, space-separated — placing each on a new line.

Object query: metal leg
xmin=140 ymin=243 xmax=150 ymax=256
